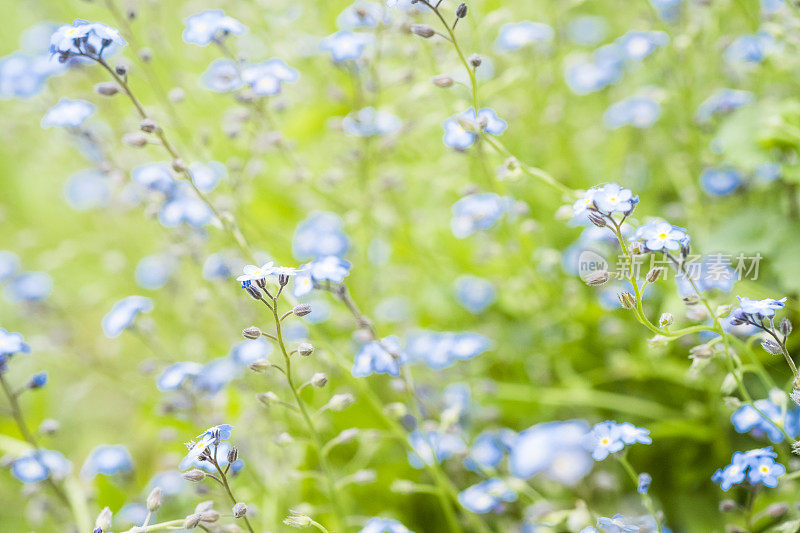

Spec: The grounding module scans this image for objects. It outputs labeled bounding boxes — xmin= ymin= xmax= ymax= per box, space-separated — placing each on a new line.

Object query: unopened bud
xmin=139 ymin=48 xmax=153 ymax=62
xmin=761 ymin=339 xmax=782 ymax=355
xmin=242 ymin=326 xmax=262 ymax=339
xmin=391 ymin=479 xmax=416 ymax=493
xmin=183 ymin=514 xmax=202 ymax=528
xmin=232 ymin=502 xmax=247 ymax=518
xmin=298 ymin=342 xmax=314 ymax=356
xmin=583 ymin=270 xmax=609 ymax=286
xmin=249 ymin=359 xmax=270 ymax=372
xmin=327 ymin=393 xmax=355 ymax=411
xmin=587 ymin=212 xmax=606 ymax=228
xmin=95 ymin=507 xmax=112 ymax=532
xmin=257 ymin=391 xmax=279 ymax=405
xmin=140 ymin=119 xmax=158 ymax=133
xmin=629 ymin=242 xmax=645 ymax=255
xmin=432 ymin=74 xmax=454 ymax=88
xmin=721 ymin=373 xmax=738 ymax=395
xmin=293 ymin=304 xmax=312 ymax=317
xmin=646 ymin=267 xmax=663 ymax=283
xmin=122 ymin=132 xmax=148 ymax=147
xmin=199 ymin=510 xmax=220 ymax=523
xmin=228 ymin=446 xmax=238 ymax=464
xmin=95 ymin=82 xmax=120 ymax=96
xmin=147 ymin=487 xmax=162 ymax=512
xmin=781 ymin=317 xmax=792 ymax=336
xmin=169 ymin=87 xmax=185 ymax=103
xmin=311 ymin=372 xmax=328 ymax=387
xmin=171 ymin=158 xmax=187 ymax=173
xmin=283 ymin=510 xmax=313 ymax=527
xmin=456 ymin=3 xmax=468 ymax=17
xmin=182 ymin=469 xmax=206 ymax=482
xmin=659 ymin=312 xmax=674 ymax=327
xmin=246 ymin=285 xmax=262 ymax=300
xmin=617 ymin=291 xmax=635 ymax=309
xmin=791 ymin=388 xmax=800 ymax=407
xmin=767 ymin=502 xmax=789 ymax=518
xmin=411 ymin=24 xmax=435 ymax=38
xmin=469 ymin=53 xmax=482 ymax=67
xmin=719 ymin=499 xmax=737 ymax=512
xmin=115 ymin=64 xmax=127 ymax=76
xmin=352 ymin=469 xmax=376 ymax=484
xmin=39 ymin=419 xmax=59 ymax=435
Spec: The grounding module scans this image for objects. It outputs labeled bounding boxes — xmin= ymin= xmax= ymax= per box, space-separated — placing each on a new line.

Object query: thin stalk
xmin=211 ymin=456 xmax=256 ymax=533
xmin=616 ymin=454 xmax=661 ymax=533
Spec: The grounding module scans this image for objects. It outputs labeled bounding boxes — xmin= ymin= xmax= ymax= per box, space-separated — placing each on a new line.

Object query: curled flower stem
xmin=616 ymin=454 xmax=661 ymax=533
xmin=268 ymin=295 xmax=346 ymax=532
xmin=0 ymin=374 xmax=71 ymax=509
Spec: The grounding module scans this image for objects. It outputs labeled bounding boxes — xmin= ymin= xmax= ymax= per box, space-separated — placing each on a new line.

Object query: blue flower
xmin=736 ymin=296 xmax=787 ymax=318
xmin=509 ymin=420 xmax=593 ymax=485
xmin=4 ymin=271 xmax=53 ymax=303
xmin=309 ymin=255 xmax=352 ymax=283
xmin=454 ymin=275 xmax=496 ymax=314
xmin=442 ymin=108 xmax=507 ymax=150
xmin=603 ymin=97 xmax=661 ymax=129
xmin=596 ymin=514 xmax=640 ymax=533
xmin=564 ymin=45 xmax=624 ymax=95
xmin=190 ymin=161 xmax=226 ymax=192
xmin=293 ymin=212 xmax=350 ymax=260
xmin=230 ymin=338 xmax=272 ymax=366
xmin=0 ymin=251 xmax=20 ymax=282
xmin=343 ymin=107 xmax=401 ymax=137
xmin=731 ymin=396 xmax=795 ymax=442
xmin=202 ymin=253 xmax=235 ymax=281
xmin=201 ymin=58 xmax=243 ymax=93
xmin=158 ymin=184 xmax=214 ymax=228
xmin=41 ymin=98 xmax=95 ymax=128
xmin=132 ymin=162 xmax=176 ymax=195
xmin=458 ymin=478 xmax=516 ymax=514
xmin=676 ymin=255 xmax=736 ymax=295
xmin=135 ymin=254 xmax=176 ymax=290
xmin=649 ymin=0 xmax=682 ymax=21
xmin=713 ymin=447 xmax=782 ymax=490
xmin=464 ymin=429 xmax=514 ymax=471
xmin=195 ymin=357 xmax=241 ymax=395
xmin=148 ymin=470 xmax=188 ymax=496
xmin=81 ymin=444 xmax=134 ymax=478
xmin=755 ymin=162 xmax=781 ymax=183
xmin=584 ymin=421 xmax=650 ymax=461
xmin=0 ymin=53 xmax=62 ymax=99
xmin=495 ymin=21 xmax=554 ymax=52
xmin=360 ymin=517 xmax=413 ymax=533
xmin=407 ymin=429 xmax=466 ymax=468
xmin=405 ymin=331 xmax=491 ymax=370
xmin=183 ymin=10 xmax=246 ymax=46
xmin=451 ymin=193 xmax=512 ymax=238
xmin=566 ymin=16 xmax=608 ymax=46
xmin=700 ymin=167 xmax=742 ymax=196
xmin=695 ymin=89 xmax=753 ymax=123
xmin=615 ymin=31 xmax=668 ymax=61
xmin=64 ymin=169 xmax=110 ymax=211
xmin=28 ymin=371 xmax=48 ymax=389
xmin=337 ymin=2 xmax=389 ymax=29
xmin=157 ymin=362 xmax=203 ymax=391
xmin=633 ymin=219 xmax=689 ymax=252
xmin=180 ymin=424 xmax=233 ymax=470
xmin=320 ymin=31 xmax=373 ymax=62
xmin=352 ymin=336 xmax=406 ymax=377
xmin=724 ymin=32 xmax=774 ymax=65
xmin=49 ymin=20 xmax=126 ymax=61
xmin=102 ymin=296 xmax=153 ymax=338
xmin=637 ymin=472 xmax=652 ymax=494
xmin=0 ymin=329 xmax=31 ymax=356
xmin=11 ymin=449 xmax=71 ymax=483
xmin=762 ymin=0 xmax=785 ymax=14
xmin=592 ymin=183 xmax=638 ymax=215
xmin=241 ymin=59 xmax=299 ymax=96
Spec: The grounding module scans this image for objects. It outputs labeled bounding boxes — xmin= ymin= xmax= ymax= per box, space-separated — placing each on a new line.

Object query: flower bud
xmin=411 ymin=24 xmax=435 ymax=38
xmin=95 ymin=82 xmax=119 ymax=96
xmin=249 ymin=359 xmax=270 ymax=372
xmin=139 ymin=47 xmax=153 ymax=62
xmin=147 ymin=486 xmax=162 ymax=512
xmin=283 ymin=510 xmax=313 ymax=527
xmin=227 ymin=446 xmax=238 ymax=464
xmin=182 ymin=469 xmax=206 ymax=482
xmin=659 ymin=312 xmax=674 ymax=327
xmin=242 ymin=326 xmax=262 ymax=339
xmin=257 ymin=391 xmax=280 ymax=405
xmin=587 ymin=212 xmax=606 ymax=228
xmin=689 ymin=344 xmax=713 ymax=360
xmin=646 ymin=267 xmax=663 ymax=283
xmin=469 ymin=53 xmax=482 ymax=67
xmin=781 ymin=317 xmax=793 ymax=336
xmin=311 ymin=372 xmax=328 ymax=387
xmin=432 ymin=74 xmax=454 ymax=88
xmin=617 ymin=291 xmax=635 ymax=309
xmin=326 ymin=393 xmax=355 ymax=411
xmin=199 ymin=510 xmax=220 ymax=523
xmin=761 ymin=339 xmax=782 ymax=355
xmin=122 ymin=132 xmax=148 ymax=147
xmin=719 ymin=499 xmax=737 ymax=512
xmin=767 ymin=502 xmax=789 ymax=518
xmin=391 ymin=479 xmax=416 ymax=494
xmin=169 ymin=87 xmax=185 ymax=103
xmin=246 ymin=285 xmax=262 ymax=300
xmin=298 ymin=342 xmax=314 ymax=356
xmin=140 ymin=118 xmax=158 ymax=133
xmin=353 ymin=469 xmax=377 ymax=484
xmin=456 ymin=2 xmax=468 ymax=17
xmin=293 ymin=304 xmax=312 ymax=317
xmin=171 ymin=158 xmax=187 ymax=173
xmin=791 ymin=388 xmax=800 ymax=407
xmin=183 ymin=514 xmax=202 ymax=529
xmin=583 ymin=270 xmax=609 ymax=286
xmin=233 ymin=502 xmax=247 ymax=518
xmin=95 ymin=507 xmax=112 ymax=532
xmin=39 ymin=419 xmax=59 ymax=435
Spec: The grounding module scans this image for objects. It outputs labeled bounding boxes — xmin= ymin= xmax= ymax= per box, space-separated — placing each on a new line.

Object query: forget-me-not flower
xmin=603 ymin=96 xmax=661 ymax=129
xmin=12 ymin=449 xmax=72 ymax=483
xmin=633 ymin=219 xmax=689 ymax=252
xmin=102 ymin=296 xmax=153 ymax=338
xmin=458 ymin=478 xmax=517 ymax=514
xmin=451 ymin=193 xmax=512 ymax=238
xmin=495 ymin=21 xmax=554 ymax=52
xmin=442 ymin=108 xmax=507 ymax=150
xmin=407 ymin=429 xmax=466 ymax=468
xmin=293 ymin=212 xmax=350 ymax=260
xmin=615 ymin=31 xmax=668 ymax=61
xmin=49 ymin=20 xmax=126 ymax=61
xmin=242 ymin=59 xmax=299 ymax=96
xmin=201 ymin=58 xmax=243 ymax=93
xmin=157 ymin=362 xmax=203 ymax=391
xmin=180 ymin=424 xmax=233 ymax=470
xmin=700 ymin=167 xmax=742 ymax=196
xmin=509 ymin=420 xmax=593 ymax=485
xmin=183 ymin=10 xmax=246 ymax=46
xmin=190 ymin=161 xmax=226 ymax=193
xmin=41 ymin=98 xmax=95 ymax=128
xmin=64 ymin=169 xmax=110 ymax=211
xmin=4 ymin=272 xmax=53 ymax=303
xmin=454 ymin=275 xmax=496 ymax=314
xmin=696 ymin=89 xmax=754 ymax=123
xmin=343 ymin=107 xmax=401 ymax=137
xmin=352 ymin=336 xmax=405 ymax=377
xmin=81 ymin=444 xmax=134 ymax=478
xmin=360 ymin=517 xmax=414 ymax=533
xmin=320 ymin=31 xmax=373 ymax=62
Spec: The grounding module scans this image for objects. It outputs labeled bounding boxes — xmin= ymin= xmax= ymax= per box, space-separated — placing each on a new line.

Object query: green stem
xmin=211 ymin=455 xmax=256 ymax=533
xmin=122 ymin=518 xmax=186 ymax=532
xmin=616 ymin=454 xmax=661 ymax=533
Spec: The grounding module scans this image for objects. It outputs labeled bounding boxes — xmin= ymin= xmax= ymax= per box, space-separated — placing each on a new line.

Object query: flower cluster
xmin=712 ymin=448 xmax=785 ymax=491
xmin=583 ymin=421 xmax=652 ymax=461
